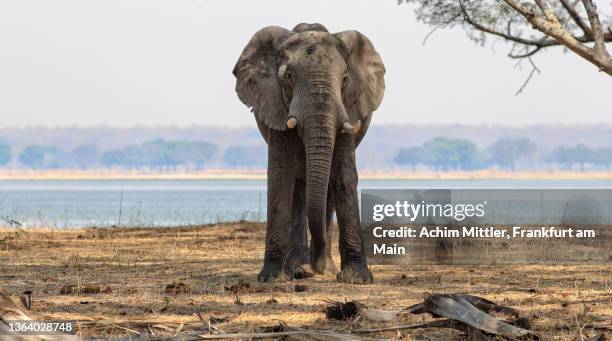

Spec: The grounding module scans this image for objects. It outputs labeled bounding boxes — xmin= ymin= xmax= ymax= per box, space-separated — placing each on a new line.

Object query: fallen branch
xmin=416 ymin=293 xmax=538 ymax=339
xmin=342 ymin=293 xmax=536 ymax=339
xmin=406 ymin=293 xmax=521 ymax=317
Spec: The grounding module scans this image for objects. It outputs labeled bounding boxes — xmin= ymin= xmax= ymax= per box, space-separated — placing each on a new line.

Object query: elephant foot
xmin=310 ymin=254 xmax=327 ymax=274
xmin=292 ymin=263 xmax=314 ymax=279
xmin=257 ymin=262 xmax=282 ymax=283
xmin=325 ymin=256 xmax=338 ymax=275
xmin=336 ymin=265 xmax=373 ymax=284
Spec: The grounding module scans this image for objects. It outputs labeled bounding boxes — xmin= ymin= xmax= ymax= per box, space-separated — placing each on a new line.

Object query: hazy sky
xmin=0 ymin=0 xmax=610 ymax=128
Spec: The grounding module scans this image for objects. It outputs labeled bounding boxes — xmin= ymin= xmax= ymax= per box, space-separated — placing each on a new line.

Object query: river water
xmin=1 ymin=179 xmax=611 ymax=228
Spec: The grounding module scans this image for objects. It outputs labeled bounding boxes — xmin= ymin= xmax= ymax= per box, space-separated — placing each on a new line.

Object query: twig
xmin=355 ymin=319 xmax=458 ymax=333
xmin=167 ymin=329 xmax=372 ymax=340
xmin=111 ymin=323 xmax=141 ymax=335
xmin=575 ymin=312 xmax=584 ymax=341
xmin=422 ymin=25 xmax=442 ymax=45
xmin=515 ymin=57 xmax=541 ymax=96
xmin=117 ymin=190 xmax=124 ymax=227
xmin=509 ymin=46 xmax=542 ymax=59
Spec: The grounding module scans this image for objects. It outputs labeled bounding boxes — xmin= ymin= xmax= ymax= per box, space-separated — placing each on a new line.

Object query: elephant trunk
xmin=302 ymin=106 xmax=337 ymax=272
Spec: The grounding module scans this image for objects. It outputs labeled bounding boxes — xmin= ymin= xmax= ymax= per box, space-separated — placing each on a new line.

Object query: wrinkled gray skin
xmin=233 ymin=23 xmax=385 ymax=283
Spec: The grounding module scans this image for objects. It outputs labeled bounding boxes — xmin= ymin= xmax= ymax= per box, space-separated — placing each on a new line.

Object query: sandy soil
xmin=1 ymin=224 xmax=610 ymax=339
xmin=3 ymin=169 xmax=612 ymax=180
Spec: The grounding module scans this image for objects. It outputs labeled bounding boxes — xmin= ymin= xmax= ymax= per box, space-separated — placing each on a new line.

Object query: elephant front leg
xmin=258 ymin=167 xmax=294 ymax=282
xmin=258 ymin=131 xmax=296 ymax=282
xmin=331 ymin=134 xmax=373 ymax=284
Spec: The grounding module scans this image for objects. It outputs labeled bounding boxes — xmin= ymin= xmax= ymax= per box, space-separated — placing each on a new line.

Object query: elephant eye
xmin=285 ymin=72 xmax=292 ymax=80
xmin=342 ymin=73 xmax=349 ymax=85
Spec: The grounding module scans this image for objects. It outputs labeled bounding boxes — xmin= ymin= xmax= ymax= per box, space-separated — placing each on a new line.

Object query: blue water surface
xmin=1 ymin=179 xmax=611 ymax=228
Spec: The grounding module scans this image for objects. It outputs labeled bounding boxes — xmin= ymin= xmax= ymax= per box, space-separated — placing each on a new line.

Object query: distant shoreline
xmin=2 ymin=169 xmax=612 ymax=180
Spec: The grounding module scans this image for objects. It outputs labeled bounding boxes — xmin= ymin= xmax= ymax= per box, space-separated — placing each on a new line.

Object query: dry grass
xmin=1 ymin=224 xmax=610 ymax=339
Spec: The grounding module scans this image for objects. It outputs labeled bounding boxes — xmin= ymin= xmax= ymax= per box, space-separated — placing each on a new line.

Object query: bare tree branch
xmin=581 ymin=0 xmax=611 ymax=57
xmin=402 ymin=0 xmax=612 ymax=75
xmin=457 ymin=0 xmax=612 ymax=51
xmin=503 ymin=0 xmax=612 ymax=74
xmin=459 ymin=0 xmax=555 ymax=46
xmin=558 ymin=0 xmax=593 ymax=36
xmin=534 ymin=0 xmax=557 ymax=22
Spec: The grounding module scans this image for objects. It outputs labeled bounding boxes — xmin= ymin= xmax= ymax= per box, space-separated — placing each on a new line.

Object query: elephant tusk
xmin=287 ymin=117 xmax=297 ymax=129
xmin=342 ymin=120 xmax=361 ymax=135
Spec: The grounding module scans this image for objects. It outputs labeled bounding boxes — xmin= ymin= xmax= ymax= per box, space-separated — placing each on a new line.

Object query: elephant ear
xmin=334 ymin=30 xmax=385 ymax=125
xmin=233 ymin=26 xmax=294 ymax=131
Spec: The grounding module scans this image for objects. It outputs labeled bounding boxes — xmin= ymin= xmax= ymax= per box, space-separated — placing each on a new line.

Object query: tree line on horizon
xmin=394 ymin=137 xmax=612 ymax=171
xmin=0 ymin=139 xmax=266 ymax=170
xmin=0 ymin=137 xmax=611 ymax=171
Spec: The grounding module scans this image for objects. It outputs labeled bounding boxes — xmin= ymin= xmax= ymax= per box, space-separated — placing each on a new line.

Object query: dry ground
xmin=0 ymin=223 xmax=610 ymax=340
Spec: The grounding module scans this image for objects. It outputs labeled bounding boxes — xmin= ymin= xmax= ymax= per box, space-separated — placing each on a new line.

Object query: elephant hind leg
xmin=331 ymin=134 xmax=373 ymax=284
xmin=309 ymin=185 xmax=338 ymax=275
xmin=325 ymin=188 xmax=338 ymax=275
xmin=289 ymin=179 xmax=313 ymax=279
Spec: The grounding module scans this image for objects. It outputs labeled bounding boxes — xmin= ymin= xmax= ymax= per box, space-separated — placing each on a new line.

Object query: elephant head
xmin=233 ymin=24 xmax=385 ymax=269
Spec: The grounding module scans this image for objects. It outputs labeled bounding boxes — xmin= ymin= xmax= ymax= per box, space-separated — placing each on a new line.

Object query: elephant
xmin=232 ymin=23 xmax=385 ymax=283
